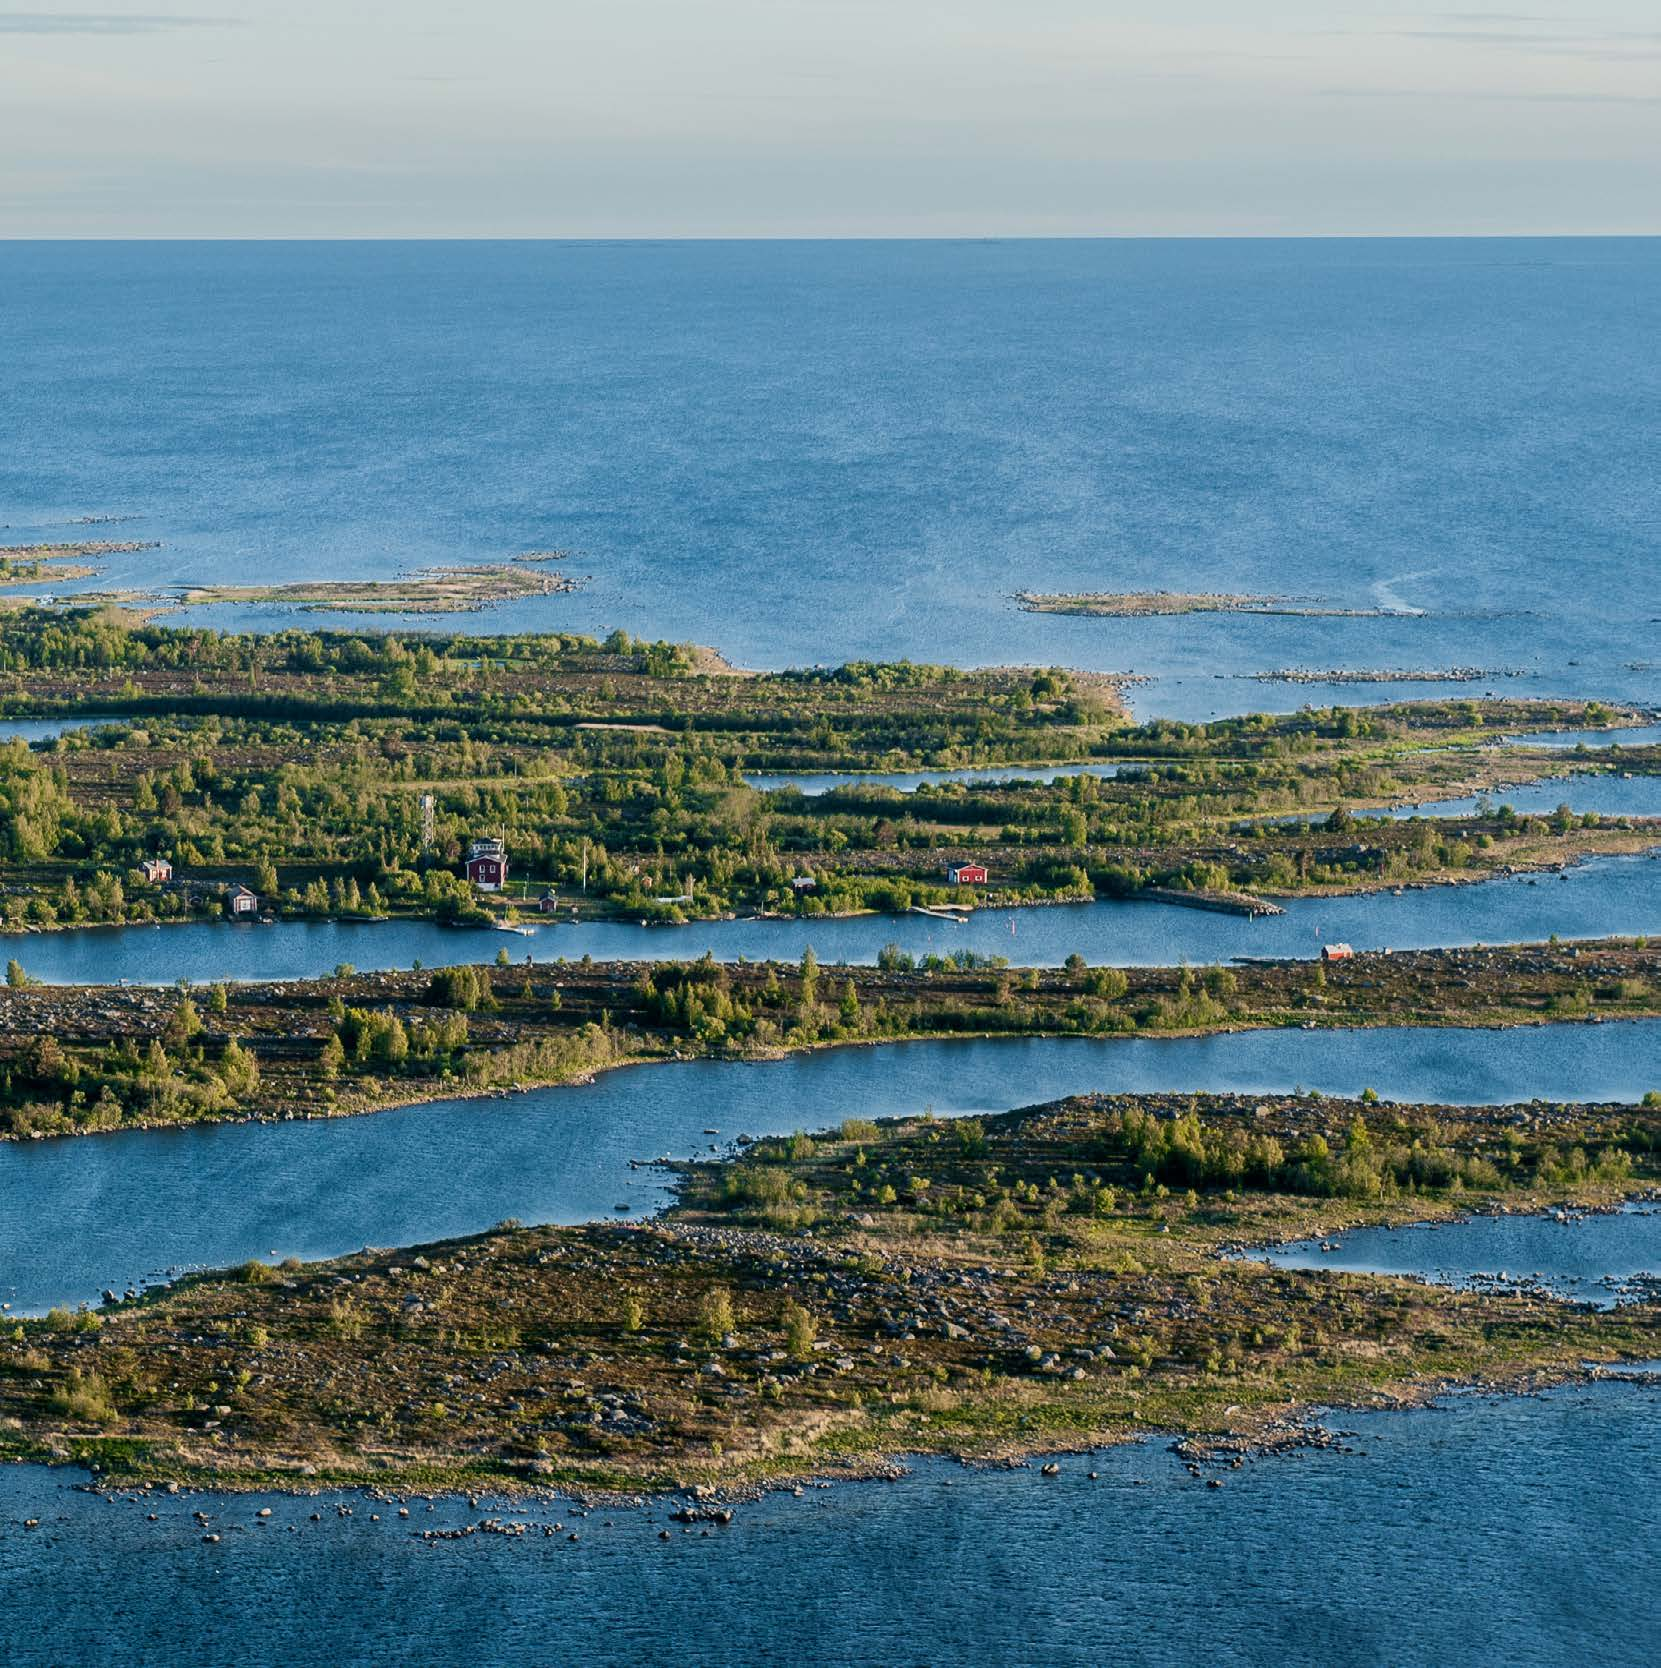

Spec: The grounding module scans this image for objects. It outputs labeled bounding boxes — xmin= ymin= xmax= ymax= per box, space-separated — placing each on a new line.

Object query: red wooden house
xmin=946 ymin=863 xmax=988 ymax=886
xmin=465 ymin=837 xmax=508 ymax=892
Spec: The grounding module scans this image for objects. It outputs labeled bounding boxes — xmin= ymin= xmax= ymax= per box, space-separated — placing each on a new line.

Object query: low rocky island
xmin=1015 ymin=591 xmax=1399 ymax=619
xmin=1252 ymin=666 xmax=1526 ymax=686
xmin=91 ymin=558 xmax=584 ymax=617
xmin=2 ymin=1088 xmax=1654 ymax=1495
xmin=0 ymin=541 xmax=160 ymax=590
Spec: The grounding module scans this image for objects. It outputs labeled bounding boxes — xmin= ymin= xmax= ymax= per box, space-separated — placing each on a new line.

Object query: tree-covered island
xmin=0 ymin=608 xmax=1652 ymax=933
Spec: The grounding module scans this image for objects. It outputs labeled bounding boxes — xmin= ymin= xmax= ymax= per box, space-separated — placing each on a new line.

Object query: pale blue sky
xmin=1 ymin=2 xmax=1657 ymax=235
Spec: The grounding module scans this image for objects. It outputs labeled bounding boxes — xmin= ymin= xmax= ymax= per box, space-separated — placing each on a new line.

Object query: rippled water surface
xmin=3 ymin=239 xmax=1658 ymax=719
xmin=3 ymin=1379 xmax=1658 ymax=1668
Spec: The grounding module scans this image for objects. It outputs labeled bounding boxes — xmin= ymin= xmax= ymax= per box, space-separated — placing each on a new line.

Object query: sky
xmin=0 ymin=2 xmax=1657 ymax=236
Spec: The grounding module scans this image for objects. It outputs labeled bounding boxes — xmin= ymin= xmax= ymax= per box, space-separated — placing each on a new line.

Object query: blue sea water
xmin=0 ymin=715 xmax=132 ymax=745
xmin=1 ymin=238 xmax=1657 ymax=719
xmin=1370 ymin=774 xmax=1661 ymax=820
xmin=4 ymin=1379 xmax=1660 ymax=1668
xmin=1257 ymin=1203 xmax=1661 ymax=1307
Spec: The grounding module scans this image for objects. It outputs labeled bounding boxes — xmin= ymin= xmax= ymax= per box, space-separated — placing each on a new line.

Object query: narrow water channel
xmin=4 ymin=851 xmax=1656 ymax=986
xmin=6 ymin=1020 xmax=1661 ymax=1313
xmin=1254 ymin=1203 xmax=1661 ymax=1307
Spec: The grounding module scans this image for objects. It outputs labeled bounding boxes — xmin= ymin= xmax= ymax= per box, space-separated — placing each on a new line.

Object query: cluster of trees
xmin=324 ymin=1003 xmax=471 ymax=1077
xmin=425 ymin=965 xmax=497 ymax=1010
xmin=0 ymin=607 xmax=607 ymax=680
xmin=709 ymin=1094 xmax=1655 ymax=1242
xmin=619 ymin=951 xmax=1250 ymax=1057
xmin=1110 ymin=1104 xmax=1632 ymax=1200
xmin=0 ymin=995 xmax=260 ymax=1137
xmin=635 ymin=964 xmax=758 ymax=1046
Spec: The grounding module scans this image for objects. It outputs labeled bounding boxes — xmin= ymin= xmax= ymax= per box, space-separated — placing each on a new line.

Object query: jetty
xmin=1140 ymin=885 xmax=1284 ymax=919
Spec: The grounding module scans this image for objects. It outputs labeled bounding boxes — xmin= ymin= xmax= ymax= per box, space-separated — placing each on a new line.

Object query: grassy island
xmin=2 ymin=1089 xmax=1655 ymax=1494
xmin=0 ymin=542 xmax=159 ymax=591
xmin=1 ymin=939 xmax=1659 ymax=1139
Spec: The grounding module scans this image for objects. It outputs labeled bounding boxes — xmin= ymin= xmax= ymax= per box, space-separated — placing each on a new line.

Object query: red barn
xmin=946 ymin=863 xmax=988 ymax=886
xmin=1320 ymin=942 xmax=1354 ymax=963
xmin=465 ymin=837 xmax=508 ymax=892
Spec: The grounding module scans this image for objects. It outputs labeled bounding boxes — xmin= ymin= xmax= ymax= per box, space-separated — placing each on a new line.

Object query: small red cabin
xmin=140 ymin=856 xmax=173 ymax=885
xmin=465 ymin=837 xmax=507 ymax=892
xmin=227 ymin=883 xmax=259 ymax=918
xmin=946 ymin=863 xmax=988 ymax=886
xmin=1320 ymin=942 xmax=1355 ymax=963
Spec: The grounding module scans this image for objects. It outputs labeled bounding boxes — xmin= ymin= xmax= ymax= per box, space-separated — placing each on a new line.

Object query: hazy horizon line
xmin=2 ymin=230 xmax=1657 ymax=243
